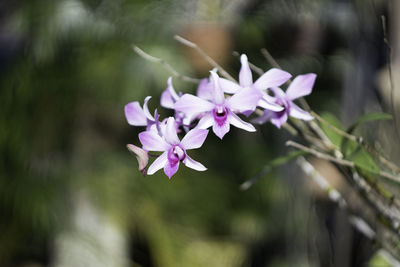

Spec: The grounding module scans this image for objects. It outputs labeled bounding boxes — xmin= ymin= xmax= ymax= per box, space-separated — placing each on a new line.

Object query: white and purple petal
xmin=209 ymin=71 xmax=225 ymax=105
xmin=219 ymin=78 xmax=242 ymax=94
xmin=228 ymin=113 xmax=256 ymax=132
xmin=239 ymin=54 xmax=253 ymax=87
xmin=180 ymin=128 xmax=209 ymax=150
xmin=271 ymin=112 xmax=288 ymax=128
xmin=161 ymin=89 xmax=175 ymax=109
xmin=227 ymin=88 xmax=262 ymax=113
xmin=269 ymin=87 xmax=286 ymax=98
xmin=212 ymin=120 xmax=230 ymax=139
xmin=289 ymin=103 xmax=314 ymax=121
xmin=164 ymin=117 xmax=180 ymax=145
xmin=183 ymin=155 xmax=207 ymax=171
xmin=147 ymin=151 xmax=168 ymax=175
xmin=251 ymin=110 xmax=275 ymax=125
xmin=143 ymin=96 xmax=155 ymax=120
xmin=196 ymin=113 xmax=215 ymax=130
xmin=124 ymin=102 xmax=147 ymax=126
xmin=196 ymin=78 xmax=214 ymax=101
xmin=286 ymin=73 xmax=317 ymax=100
xmin=161 ymin=77 xmax=180 ymax=109
xmin=253 ymin=68 xmax=292 ymax=91
xmin=139 ymin=130 xmax=169 ymax=151
xmin=258 ymin=97 xmax=284 ymax=112
xmin=164 ymin=161 xmax=179 ymax=179
xmin=167 ymin=77 xmax=180 ymax=100
xmin=174 ymin=94 xmax=214 ymax=117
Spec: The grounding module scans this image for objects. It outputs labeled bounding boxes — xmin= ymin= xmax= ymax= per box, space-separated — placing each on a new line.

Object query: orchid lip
xmin=213 ymin=106 xmax=228 ymax=126
xmin=167 ymin=145 xmax=186 ymax=165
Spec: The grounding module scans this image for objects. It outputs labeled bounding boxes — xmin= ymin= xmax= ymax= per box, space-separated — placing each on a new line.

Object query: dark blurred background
xmin=0 ymin=0 xmax=397 ymax=266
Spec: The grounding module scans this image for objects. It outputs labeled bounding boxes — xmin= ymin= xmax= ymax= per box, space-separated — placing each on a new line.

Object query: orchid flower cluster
xmin=125 ymin=54 xmax=316 ymax=178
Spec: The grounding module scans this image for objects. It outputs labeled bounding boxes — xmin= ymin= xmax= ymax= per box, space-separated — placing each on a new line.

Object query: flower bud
xmin=126 ymin=144 xmax=148 ymax=175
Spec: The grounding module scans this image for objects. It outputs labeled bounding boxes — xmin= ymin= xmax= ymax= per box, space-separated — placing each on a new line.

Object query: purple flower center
xmin=274 ymin=97 xmax=290 ymax=118
xmin=167 ymin=145 xmax=186 ymax=165
xmin=213 ymin=106 xmax=228 ymax=126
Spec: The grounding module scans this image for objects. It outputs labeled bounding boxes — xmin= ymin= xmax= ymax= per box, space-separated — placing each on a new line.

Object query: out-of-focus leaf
xmin=318 ymin=112 xmax=344 ymax=148
xmin=346 ymin=145 xmax=380 ymax=174
xmin=368 ymin=249 xmax=398 ymax=267
xmin=318 ymin=113 xmax=380 ymax=174
xmin=269 ymin=150 xmax=308 ymax=167
xmin=347 ymin=112 xmax=392 ymax=134
xmin=240 ymin=150 xmax=307 ymax=190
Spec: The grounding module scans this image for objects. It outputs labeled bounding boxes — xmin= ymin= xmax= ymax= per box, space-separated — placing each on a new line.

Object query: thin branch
xmin=296 ymin=157 xmax=383 ymax=242
xmin=299 ymin=157 xmax=400 ymax=259
xmin=174 ymin=35 xmax=237 ymax=82
xmin=381 ymin=15 xmax=399 ymax=138
xmin=240 ymin=166 xmax=272 ymax=191
xmin=260 ymin=48 xmax=282 ymax=69
xmin=286 ymin=141 xmax=400 ymax=183
xmin=286 ymin=141 xmax=353 ymax=167
xmin=297 ymin=157 xmax=348 ymax=209
xmin=294 ymin=145 xmax=400 ymax=243
xmin=132 ymin=45 xmax=200 ymax=83
xmin=311 ymin=111 xmax=358 ymax=142
xmin=311 ymin=111 xmax=400 ymax=174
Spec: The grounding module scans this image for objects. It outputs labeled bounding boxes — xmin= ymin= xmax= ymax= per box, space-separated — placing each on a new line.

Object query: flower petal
xmin=242 ymin=110 xmax=254 ymax=117
xmin=239 ymin=54 xmax=253 ymax=87
xmin=180 ymin=128 xmax=209 ymax=150
xmin=271 ymin=112 xmax=288 ymax=128
xmin=164 ymin=161 xmax=179 ymax=179
xmin=196 ymin=78 xmax=213 ymax=101
xmin=167 ymin=77 xmax=180 ymax=100
xmin=127 ymin=144 xmax=149 ymax=172
xmin=289 ymin=103 xmax=314 ymax=120
xmin=147 ymin=151 xmax=168 ymax=175
xmin=124 ymin=102 xmax=147 ymax=126
xmin=196 ymin=113 xmax=214 ymax=129
xmin=228 ymin=113 xmax=256 ymax=132
xmin=212 ymin=120 xmax=230 ymax=139
xmin=227 ymin=88 xmax=262 ymax=113
xmin=253 ymin=68 xmax=292 ymax=91
xmin=139 ymin=130 xmax=169 ymax=151
xmin=174 ymin=94 xmax=214 ymax=117
xmin=258 ymin=97 xmax=284 ymax=112
xmin=286 ymin=73 xmax=316 ymax=100
xmin=219 ymin=78 xmax=242 ymax=94
xmin=161 ymin=89 xmax=175 ymax=109
xmin=143 ymin=96 xmax=155 ymax=120
xmin=164 ymin=117 xmax=180 ymax=145
xmin=183 ymin=155 xmax=207 ymax=171
xmin=251 ymin=110 xmax=274 ymax=124
xmin=210 ymin=71 xmax=225 ymax=105
xmin=269 ymin=87 xmax=286 ymax=98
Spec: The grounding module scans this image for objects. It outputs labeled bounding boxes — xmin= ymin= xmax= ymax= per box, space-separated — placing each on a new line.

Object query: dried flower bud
xmin=126 ymin=144 xmax=148 ymax=175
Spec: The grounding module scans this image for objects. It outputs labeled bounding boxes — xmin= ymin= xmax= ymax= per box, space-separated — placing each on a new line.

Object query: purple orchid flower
xmin=139 ymin=117 xmax=208 ymax=178
xmin=160 ymin=77 xmax=194 ymax=131
xmin=218 ymin=54 xmax=291 ymax=112
xmin=125 ymin=96 xmax=159 ymax=131
xmin=252 ymin=73 xmax=316 ymax=128
xmin=174 ymin=71 xmax=262 ymax=139
xmin=160 ymin=77 xmax=180 ymax=109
